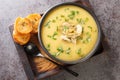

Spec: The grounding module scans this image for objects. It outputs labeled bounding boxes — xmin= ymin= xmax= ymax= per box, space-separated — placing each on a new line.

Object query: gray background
xmin=0 ymin=0 xmax=120 ymax=80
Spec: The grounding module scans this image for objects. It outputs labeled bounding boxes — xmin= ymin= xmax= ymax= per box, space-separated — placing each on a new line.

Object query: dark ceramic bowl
xmin=38 ymin=2 xmax=102 ymax=64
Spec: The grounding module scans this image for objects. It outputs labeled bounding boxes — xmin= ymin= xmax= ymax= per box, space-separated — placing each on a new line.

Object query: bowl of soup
xmin=38 ymin=2 xmax=101 ymax=64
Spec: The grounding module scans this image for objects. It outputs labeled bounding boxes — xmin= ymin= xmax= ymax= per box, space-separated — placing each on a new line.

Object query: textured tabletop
xmin=0 ymin=0 xmax=120 ymax=80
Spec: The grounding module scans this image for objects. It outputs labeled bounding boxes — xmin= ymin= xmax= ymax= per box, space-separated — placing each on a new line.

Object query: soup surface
xmin=41 ymin=5 xmax=98 ymax=61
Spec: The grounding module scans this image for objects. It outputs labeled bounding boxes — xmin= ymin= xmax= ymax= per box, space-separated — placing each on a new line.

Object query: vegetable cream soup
xmin=41 ymin=5 xmax=98 ymax=61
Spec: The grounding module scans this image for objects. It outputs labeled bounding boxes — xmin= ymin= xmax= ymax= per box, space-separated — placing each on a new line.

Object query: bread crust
xmin=15 ymin=17 xmax=33 ymax=34
xmin=13 ymin=30 xmax=30 ymax=45
xmin=27 ymin=13 xmax=41 ymax=33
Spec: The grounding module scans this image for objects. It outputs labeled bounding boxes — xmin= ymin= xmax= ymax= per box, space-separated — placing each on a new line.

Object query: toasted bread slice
xmin=14 ymin=17 xmax=21 ymax=31
xmin=33 ymin=57 xmax=57 ymax=72
xmin=14 ymin=17 xmax=33 ymax=34
xmin=13 ymin=30 xmax=30 ymax=45
xmin=27 ymin=13 xmax=41 ymax=33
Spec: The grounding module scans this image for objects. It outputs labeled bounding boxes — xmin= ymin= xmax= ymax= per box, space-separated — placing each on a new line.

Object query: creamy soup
xmin=41 ymin=5 xmax=98 ymax=61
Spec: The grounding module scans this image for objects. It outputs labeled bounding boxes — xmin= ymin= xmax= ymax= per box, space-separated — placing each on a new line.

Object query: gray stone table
xmin=0 ymin=0 xmax=120 ymax=80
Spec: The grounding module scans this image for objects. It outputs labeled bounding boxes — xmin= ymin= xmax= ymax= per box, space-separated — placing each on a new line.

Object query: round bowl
xmin=38 ymin=2 xmax=102 ymax=64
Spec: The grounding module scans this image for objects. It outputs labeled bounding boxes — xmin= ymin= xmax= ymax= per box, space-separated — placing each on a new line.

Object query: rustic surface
xmin=0 ymin=0 xmax=120 ymax=80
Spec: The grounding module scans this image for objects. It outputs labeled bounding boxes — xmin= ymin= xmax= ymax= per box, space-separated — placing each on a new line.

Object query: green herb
xmin=63 ymin=26 xmax=68 ymax=32
xmin=82 ymin=27 xmax=84 ymax=33
xmin=48 ymin=26 xmax=50 ymax=28
xmin=85 ymin=17 xmax=89 ymax=22
xmin=86 ymin=32 xmax=89 ymax=35
xmin=84 ymin=17 xmax=89 ymax=23
xmin=80 ymin=54 xmax=85 ymax=57
xmin=76 ymin=11 xmax=79 ymax=14
xmin=94 ymin=29 xmax=97 ymax=32
xmin=65 ymin=18 xmax=69 ymax=22
xmin=86 ymin=36 xmax=91 ymax=42
xmin=56 ymin=16 xmax=58 ymax=19
xmin=68 ymin=15 xmax=74 ymax=19
xmin=47 ymin=35 xmax=52 ymax=38
xmin=56 ymin=26 xmax=58 ymax=31
xmin=45 ymin=20 xmax=51 ymax=27
xmin=68 ymin=10 xmax=76 ymax=19
xmin=55 ymin=47 xmax=64 ymax=56
xmin=64 ymin=8 xmax=69 ymax=11
xmin=66 ymin=47 xmax=71 ymax=54
xmin=51 ymin=54 xmax=56 ymax=57
xmin=71 ymin=11 xmax=75 ymax=15
xmin=76 ymin=18 xmax=85 ymax=24
xmin=55 ymin=52 xmax=61 ymax=56
xmin=77 ymin=48 xmax=81 ymax=54
xmin=52 ymin=31 xmax=58 ymax=40
xmin=53 ymin=31 xmax=58 ymax=36
xmin=77 ymin=36 xmax=83 ymax=40
xmin=52 ymin=19 xmax=56 ymax=23
xmin=61 ymin=15 xmax=65 ymax=18
xmin=88 ymin=26 xmax=92 ymax=31
xmin=46 ymin=44 xmax=50 ymax=51
xmin=85 ymin=32 xmax=91 ymax=43
xmin=86 ymin=32 xmax=91 ymax=37
xmin=57 ymin=47 xmax=64 ymax=53
xmin=82 ymin=40 xmax=86 ymax=43
xmin=47 ymin=31 xmax=58 ymax=40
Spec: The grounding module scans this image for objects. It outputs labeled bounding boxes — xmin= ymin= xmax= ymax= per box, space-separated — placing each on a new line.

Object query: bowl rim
xmin=38 ymin=2 xmax=102 ymax=64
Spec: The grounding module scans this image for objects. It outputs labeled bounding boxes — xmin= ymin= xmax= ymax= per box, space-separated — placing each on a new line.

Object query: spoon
xmin=24 ymin=42 xmax=79 ymax=77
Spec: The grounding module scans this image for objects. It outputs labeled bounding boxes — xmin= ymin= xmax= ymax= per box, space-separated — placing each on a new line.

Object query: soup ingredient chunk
xmin=61 ymin=22 xmax=82 ymax=44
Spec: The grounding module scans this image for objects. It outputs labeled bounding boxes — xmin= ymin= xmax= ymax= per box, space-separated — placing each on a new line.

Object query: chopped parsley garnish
xmin=86 ymin=32 xmax=91 ymax=37
xmin=82 ymin=40 xmax=86 ymax=43
xmin=65 ymin=18 xmax=69 ymax=22
xmin=63 ymin=26 xmax=68 ymax=32
xmin=86 ymin=36 xmax=91 ymax=42
xmin=76 ymin=18 xmax=88 ymax=25
xmin=77 ymin=36 xmax=83 ymax=40
xmin=56 ymin=26 xmax=58 ymax=31
xmin=53 ymin=31 xmax=58 ymax=36
xmin=68 ymin=10 xmax=76 ymax=19
xmin=68 ymin=15 xmax=74 ymax=19
xmin=71 ymin=11 xmax=76 ymax=15
xmin=64 ymin=8 xmax=69 ymax=11
xmin=57 ymin=47 xmax=64 ymax=53
xmin=77 ymin=48 xmax=81 ymax=54
xmin=85 ymin=17 xmax=89 ymax=22
xmin=47 ymin=31 xmax=58 ymax=40
xmin=55 ymin=52 xmax=61 ymax=56
xmin=85 ymin=32 xmax=91 ymax=43
xmin=88 ymin=26 xmax=92 ymax=31
xmin=56 ymin=16 xmax=58 ymax=19
xmin=55 ymin=47 xmax=64 ymax=56
xmin=66 ymin=47 xmax=71 ymax=54
xmin=94 ymin=29 xmax=97 ymax=32
xmin=47 ymin=35 xmax=52 ymax=38
xmin=45 ymin=20 xmax=51 ymax=27
xmin=52 ymin=19 xmax=56 ymax=23
xmin=61 ymin=15 xmax=65 ymax=18
xmin=46 ymin=44 xmax=50 ymax=51
xmin=76 ymin=11 xmax=79 ymax=14
xmin=76 ymin=18 xmax=85 ymax=24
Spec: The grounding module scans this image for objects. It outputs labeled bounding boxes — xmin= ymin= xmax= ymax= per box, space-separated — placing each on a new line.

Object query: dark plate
xmin=38 ymin=2 xmax=102 ymax=64
xmin=9 ymin=0 xmax=98 ymax=79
